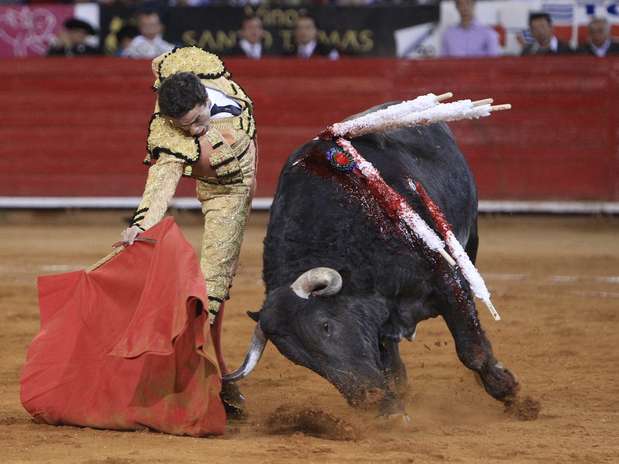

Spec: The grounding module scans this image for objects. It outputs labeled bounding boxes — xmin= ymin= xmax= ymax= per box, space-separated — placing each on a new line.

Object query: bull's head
xmin=225 ymin=267 xmax=393 ymax=408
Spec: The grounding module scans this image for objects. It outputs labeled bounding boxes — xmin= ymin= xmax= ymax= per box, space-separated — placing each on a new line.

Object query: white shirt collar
xmin=297 ymin=41 xmax=317 ymax=58
xmin=239 ymin=39 xmax=261 ymax=59
xmin=549 ymin=36 xmax=559 ymax=52
xmin=203 ymin=86 xmax=241 ymax=119
xmin=532 ymin=36 xmax=558 ymax=53
xmin=590 ymin=39 xmax=611 ymax=57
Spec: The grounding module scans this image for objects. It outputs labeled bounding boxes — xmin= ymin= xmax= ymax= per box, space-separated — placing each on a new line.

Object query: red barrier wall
xmin=1 ymin=57 xmax=618 ymax=201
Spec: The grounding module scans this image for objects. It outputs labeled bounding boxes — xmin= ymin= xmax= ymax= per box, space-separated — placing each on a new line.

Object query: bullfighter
xmin=121 ymin=46 xmax=257 ymax=416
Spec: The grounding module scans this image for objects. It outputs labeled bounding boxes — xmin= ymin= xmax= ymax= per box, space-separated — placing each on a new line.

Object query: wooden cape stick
xmin=87 ymin=246 xmax=125 ymax=273
xmin=86 ymin=238 xmax=157 ymax=273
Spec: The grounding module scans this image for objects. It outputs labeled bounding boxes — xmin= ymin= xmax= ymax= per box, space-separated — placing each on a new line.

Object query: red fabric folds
xmin=20 ymin=217 xmax=226 ymax=436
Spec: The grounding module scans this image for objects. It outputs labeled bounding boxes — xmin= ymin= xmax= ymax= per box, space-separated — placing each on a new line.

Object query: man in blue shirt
xmin=441 ymin=0 xmax=501 ymax=57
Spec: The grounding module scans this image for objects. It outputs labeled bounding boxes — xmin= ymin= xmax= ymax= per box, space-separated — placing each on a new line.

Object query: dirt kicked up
xmin=1 ymin=211 xmax=618 ymax=463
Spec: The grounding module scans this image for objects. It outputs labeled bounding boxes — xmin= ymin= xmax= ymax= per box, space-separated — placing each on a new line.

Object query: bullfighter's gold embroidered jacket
xmin=129 ymin=46 xmax=257 ymax=318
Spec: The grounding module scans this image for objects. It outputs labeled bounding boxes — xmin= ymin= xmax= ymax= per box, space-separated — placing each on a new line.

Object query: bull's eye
xmin=322 ymin=322 xmax=330 ymax=335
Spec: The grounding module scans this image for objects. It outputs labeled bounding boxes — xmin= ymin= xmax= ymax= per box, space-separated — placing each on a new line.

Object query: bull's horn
xmin=222 ymin=324 xmax=267 ymax=382
xmin=291 ymin=267 xmax=342 ymax=299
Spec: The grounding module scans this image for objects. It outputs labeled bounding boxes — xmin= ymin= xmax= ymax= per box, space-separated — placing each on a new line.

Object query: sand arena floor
xmin=0 ymin=211 xmax=618 ymax=463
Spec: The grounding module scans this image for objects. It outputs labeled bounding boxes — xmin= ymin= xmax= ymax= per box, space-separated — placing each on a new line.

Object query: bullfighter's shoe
xmin=220 ymin=381 xmax=247 ymax=419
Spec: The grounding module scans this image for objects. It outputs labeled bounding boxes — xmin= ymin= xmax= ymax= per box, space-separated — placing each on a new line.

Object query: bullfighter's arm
xmin=129 ymin=154 xmax=184 ymax=231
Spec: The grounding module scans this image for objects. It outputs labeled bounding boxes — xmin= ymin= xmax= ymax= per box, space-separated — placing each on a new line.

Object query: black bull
xmin=226 ymin=118 xmax=520 ymax=416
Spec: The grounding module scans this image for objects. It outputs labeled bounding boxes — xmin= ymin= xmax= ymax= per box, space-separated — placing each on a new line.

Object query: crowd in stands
xmin=46 ymin=11 xmax=344 ymax=59
xmin=2 ymin=0 xmax=386 ymax=5
xmin=44 ymin=1 xmax=619 ymax=59
xmin=441 ymin=0 xmax=618 ymax=57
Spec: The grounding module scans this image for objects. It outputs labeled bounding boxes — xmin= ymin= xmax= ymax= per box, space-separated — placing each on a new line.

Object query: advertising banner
xmin=100 ymin=5 xmax=440 ymax=57
xmin=0 ymin=4 xmax=99 ymax=58
xmin=0 ymin=5 xmax=73 ymax=57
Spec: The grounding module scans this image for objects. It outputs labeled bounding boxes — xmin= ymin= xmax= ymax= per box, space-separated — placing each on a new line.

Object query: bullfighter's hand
xmin=120 ymin=225 xmax=142 ymax=245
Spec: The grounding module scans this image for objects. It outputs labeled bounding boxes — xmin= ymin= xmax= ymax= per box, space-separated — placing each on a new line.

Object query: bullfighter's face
xmin=169 ymin=100 xmax=211 ymax=137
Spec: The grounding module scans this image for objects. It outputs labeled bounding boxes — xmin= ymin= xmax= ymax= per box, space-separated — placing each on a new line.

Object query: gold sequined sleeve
xmin=129 ymin=154 xmax=184 ymax=230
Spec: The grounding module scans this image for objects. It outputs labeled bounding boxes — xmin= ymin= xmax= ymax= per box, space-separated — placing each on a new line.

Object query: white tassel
xmin=330 ymin=93 xmax=445 ymax=138
xmin=328 ymin=95 xmax=509 ymax=140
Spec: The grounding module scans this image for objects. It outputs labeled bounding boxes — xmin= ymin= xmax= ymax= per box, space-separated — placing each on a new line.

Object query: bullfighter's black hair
xmin=158 ymin=72 xmax=208 ymax=119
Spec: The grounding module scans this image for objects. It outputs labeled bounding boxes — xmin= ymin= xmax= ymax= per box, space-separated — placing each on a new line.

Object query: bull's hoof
xmin=221 ymin=381 xmax=247 ymax=420
xmin=378 ymin=392 xmax=406 ymax=417
xmin=480 ymin=362 xmax=520 ymax=401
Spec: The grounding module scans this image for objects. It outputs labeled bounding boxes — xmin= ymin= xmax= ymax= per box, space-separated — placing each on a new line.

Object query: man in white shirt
xmin=229 ymin=16 xmax=267 ymax=59
xmin=286 ymin=13 xmax=339 ymax=60
xmin=579 ymin=17 xmax=619 ymax=57
xmin=123 ymin=11 xmax=174 ymax=59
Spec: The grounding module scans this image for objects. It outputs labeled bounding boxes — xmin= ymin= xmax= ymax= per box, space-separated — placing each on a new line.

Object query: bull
xmin=226 ymin=104 xmax=520 ymax=418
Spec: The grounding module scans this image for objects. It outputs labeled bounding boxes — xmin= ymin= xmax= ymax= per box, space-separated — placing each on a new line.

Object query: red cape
xmin=20 ymin=217 xmax=226 ymax=436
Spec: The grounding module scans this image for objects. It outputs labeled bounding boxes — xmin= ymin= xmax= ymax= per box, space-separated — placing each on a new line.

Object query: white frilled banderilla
xmin=320 ymin=92 xmax=510 ymax=140
xmin=315 ymin=92 xmax=511 ymax=321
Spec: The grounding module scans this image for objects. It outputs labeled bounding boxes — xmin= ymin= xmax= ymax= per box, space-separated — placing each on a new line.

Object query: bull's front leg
xmin=378 ymin=339 xmax=409 ymax=417
xmin=436 ymin=271 xmax=519 ymax=404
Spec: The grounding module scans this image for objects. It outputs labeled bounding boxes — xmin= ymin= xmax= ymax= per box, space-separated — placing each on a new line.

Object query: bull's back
xmin=264 ymin=123 xmax=478 ymax=294
xmin=353 ymin=123 xmax=477 ymax=240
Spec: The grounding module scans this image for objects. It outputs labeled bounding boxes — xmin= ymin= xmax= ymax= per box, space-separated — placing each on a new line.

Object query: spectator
xmin=578 ymin=17 xmax=619 ymax=57
xmin=285 ymin=13 xmax=339 ymax=60
xmin=521 ymin=12 xmax=572 ymax=56
xmin=47 ymin=18 xmax=99 ymax=57
xmin=115 ymin=24 xmax=139 ymax=57
xmin=441 ymin=0 xmax=500 ymax=57
xmin=122 ymin=10 xmax=173 ymax=59
xmin=169 ymin=0 xmax=212 ymax=5
xmin=228 ymin=16 xmax=269 ymax=59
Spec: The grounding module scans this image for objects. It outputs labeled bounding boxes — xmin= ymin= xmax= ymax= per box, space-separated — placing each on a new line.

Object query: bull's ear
xmin=247 ymin=310 xmax=261 ymax=322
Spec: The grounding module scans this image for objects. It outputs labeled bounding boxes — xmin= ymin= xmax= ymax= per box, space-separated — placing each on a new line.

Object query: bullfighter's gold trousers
xmin=131 ymin=139 xmax=256 ymax=323
xmin=196 ymin=141 xmax=256 ymax=321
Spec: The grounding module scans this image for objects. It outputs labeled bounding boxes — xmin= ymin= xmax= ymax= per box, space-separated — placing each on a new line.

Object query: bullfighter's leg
xmin=196 ymin=142 xmax=257 ymax=418
xmin=436 ymin=272 xmax=519 ymax=403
